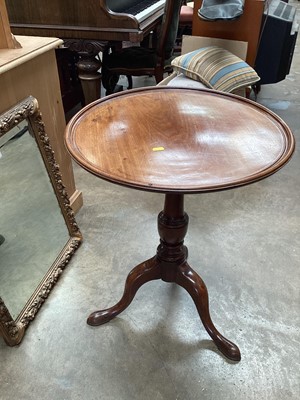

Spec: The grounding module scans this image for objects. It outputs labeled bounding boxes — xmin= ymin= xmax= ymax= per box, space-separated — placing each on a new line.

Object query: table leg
xmin=87 ymin=256 xmax=161 ymax=326
xmin=63 ymin=39 xmax=108 ymax=105
xmin=87 ymin=193 xmax=241 ymax=361
xmin=176 ymin=262 xmax=241 ymax=361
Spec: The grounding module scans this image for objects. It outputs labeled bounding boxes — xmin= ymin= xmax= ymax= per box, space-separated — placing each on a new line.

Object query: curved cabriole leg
xmin=88 ymin=192 xmax=241 ymax=361
xmin=176 ymin=262 xmax=241 ymax=362
xmin=87 ymin=256 xmax=161 ymax=326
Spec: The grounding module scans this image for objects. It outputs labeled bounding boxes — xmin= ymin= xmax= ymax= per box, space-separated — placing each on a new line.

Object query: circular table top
xmin=65 ymin=87 xmax=295 ymax=193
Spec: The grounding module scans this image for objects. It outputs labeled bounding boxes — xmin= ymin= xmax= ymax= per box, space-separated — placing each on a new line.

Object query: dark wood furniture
xmin=65 ymin=87 xmax=294 ymax=361
xmin=5 ymin=0 xmax=166 ymax=105
xmin=55 ymin=47 xmax=85 ymax=115
xmin=102 ymin=0 xmax=182 ymax=94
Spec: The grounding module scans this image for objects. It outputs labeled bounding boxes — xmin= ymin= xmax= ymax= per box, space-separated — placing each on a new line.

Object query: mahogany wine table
xmin=65 ymin=87 xmax=294 ymax=361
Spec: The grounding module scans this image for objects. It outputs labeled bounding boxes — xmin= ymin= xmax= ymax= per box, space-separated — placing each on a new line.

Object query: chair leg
xmin=155 ymin=67 xmax=165 ymax=84
xmin=126 ymin=75 xmax=133 ymax=90
xmin=102 ymin=66 xmax=120 ymax=95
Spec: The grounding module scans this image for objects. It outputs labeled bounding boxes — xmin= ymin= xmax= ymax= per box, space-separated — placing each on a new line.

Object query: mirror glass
xmin=0 ymin=122 xmax=69 ymax=318
xmin=0 ymin=96 xmax=82 ymax=346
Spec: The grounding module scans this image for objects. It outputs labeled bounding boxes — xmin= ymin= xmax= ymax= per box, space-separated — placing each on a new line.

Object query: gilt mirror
xmin=0 ymin=96 xmax=82 ymax=346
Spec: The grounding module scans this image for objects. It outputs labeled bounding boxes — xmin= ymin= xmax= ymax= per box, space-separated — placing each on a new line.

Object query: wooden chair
xmin=102 ymin=0 xmax=182 ymax=95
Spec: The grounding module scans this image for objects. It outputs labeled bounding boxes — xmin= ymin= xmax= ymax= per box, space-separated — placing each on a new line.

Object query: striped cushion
xmin=171 ymin=46 xmax=260 ymax=92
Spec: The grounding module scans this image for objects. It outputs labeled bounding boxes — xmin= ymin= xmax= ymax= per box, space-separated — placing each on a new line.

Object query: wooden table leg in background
xmin=64 ymin=39 xmax=108 ymax=105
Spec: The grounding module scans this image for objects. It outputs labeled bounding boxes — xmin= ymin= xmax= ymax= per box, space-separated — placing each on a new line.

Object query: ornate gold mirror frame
xmin=0 ymin=96 xmax=82 ymax=346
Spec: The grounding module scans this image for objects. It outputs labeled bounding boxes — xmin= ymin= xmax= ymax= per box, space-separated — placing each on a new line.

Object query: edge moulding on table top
xmin=65 ymin=87 xmax=295 ymax=362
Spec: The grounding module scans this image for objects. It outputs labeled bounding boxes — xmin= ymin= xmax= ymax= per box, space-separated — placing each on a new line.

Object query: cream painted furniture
xmin=0 ymin=35 xmax=82 ymax=212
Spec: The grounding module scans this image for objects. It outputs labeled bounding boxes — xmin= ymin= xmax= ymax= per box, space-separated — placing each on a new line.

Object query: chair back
xmin=156 ymin=0 xmax=183 ymax=63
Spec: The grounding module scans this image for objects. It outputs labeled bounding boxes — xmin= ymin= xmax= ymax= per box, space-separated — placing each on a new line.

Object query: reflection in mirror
xmin=0 ymin=96 xmax=82 ymax=346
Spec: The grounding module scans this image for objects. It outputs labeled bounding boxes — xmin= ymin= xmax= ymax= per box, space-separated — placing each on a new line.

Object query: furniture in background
xmin=55 ymin=47 xmax=85 ymax=114
xmin=192 ymin=0 xmax=265 ymax=67
xmin=0 ymin=35 xmax=82 ymax=212
xmin=189 ymin=0 xmax=297 ymax=88
xmin=6 ymin=0 xmax=167 ymax=105
xmin=254 ymin=0 xmax=298 ymax=85
xmin=158 ymin=36 xmax=258 ymax=98
xmin=170 ymin=46 xmax=259 ymax=93
xmin=65 ymin=86 xmax=294 ymax=362
xmin=175 ymin=1 xmax=194 ymax=52
xmin=101 ymin=0 xmax=182 ymax=95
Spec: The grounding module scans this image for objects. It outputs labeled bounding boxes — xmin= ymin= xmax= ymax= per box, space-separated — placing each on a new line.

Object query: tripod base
xmin=88 ymin=194 xmax=241 ymax=362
